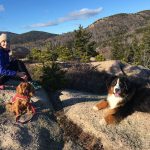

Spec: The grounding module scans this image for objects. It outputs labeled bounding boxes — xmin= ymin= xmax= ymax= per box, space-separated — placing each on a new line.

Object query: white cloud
xmin=69 ymin=8 xmax=103 ymax=19
xmin=27 ymin=7 xmax=103 ymax=28
xmin=0 ymin=5 xmax=5 ymax=12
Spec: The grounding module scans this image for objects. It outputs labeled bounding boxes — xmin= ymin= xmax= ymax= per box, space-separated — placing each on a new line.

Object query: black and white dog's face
xmin=109 ymin=77 xmax=129 ymax=97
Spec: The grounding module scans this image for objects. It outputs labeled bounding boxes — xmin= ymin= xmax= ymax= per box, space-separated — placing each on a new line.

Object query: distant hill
xmin=38 ymin=10 xmax=150 ymax=48
xmin=11 ymin=31 xmax=58 ymax=44
xmin=0 ymin=31 xmax=18 ymax=39
xmin=49 ymin=10 xmax=150 ymax=46
xmin=0 ymin=31 xmax=57 ymax=44
xmin=87 ymin=10 xmax=150 ymax=44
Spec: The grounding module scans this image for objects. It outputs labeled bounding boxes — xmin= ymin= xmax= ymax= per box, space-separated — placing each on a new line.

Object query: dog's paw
xmin=99 ymin=118 xmax=107 ymax=125
xmin=93 ymin=106 xmax=99 ymax=111
xmin=104 ymin=115 xmax=117 ymax=124
xmin=93 ymin=100 xmax=108 ymax=111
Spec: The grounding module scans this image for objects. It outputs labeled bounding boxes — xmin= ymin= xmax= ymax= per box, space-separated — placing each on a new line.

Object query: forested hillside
xmin=4 ymin=10 xmax=149 ymax=46
xmin=1 ymin=10 xmax=150 ymax=67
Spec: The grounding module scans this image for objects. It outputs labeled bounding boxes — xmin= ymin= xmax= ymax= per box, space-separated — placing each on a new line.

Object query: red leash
xmin=11 ymin=94 xmax=36 ymax=123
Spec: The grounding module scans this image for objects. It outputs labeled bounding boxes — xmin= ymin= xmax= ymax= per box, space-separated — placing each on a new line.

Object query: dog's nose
xmin=115 ymin=88 xmax=120 ymax=93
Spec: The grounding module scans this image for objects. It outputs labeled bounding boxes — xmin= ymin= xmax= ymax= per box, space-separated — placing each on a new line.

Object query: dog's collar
xmin=12 ymin=93 xmax=30 ymax=103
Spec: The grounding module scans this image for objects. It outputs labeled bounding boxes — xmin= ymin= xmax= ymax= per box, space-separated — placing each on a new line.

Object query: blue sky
xmin=0 ymin=0 xmax=150 ymax=34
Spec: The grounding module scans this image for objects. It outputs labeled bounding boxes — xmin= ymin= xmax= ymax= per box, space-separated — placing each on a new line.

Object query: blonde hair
xmin=0 ymin=33 xmax=8 ymax=43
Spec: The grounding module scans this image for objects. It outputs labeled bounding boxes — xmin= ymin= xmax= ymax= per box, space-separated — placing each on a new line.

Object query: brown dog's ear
xmin=16 ymin=82 xmax=24 ymax=94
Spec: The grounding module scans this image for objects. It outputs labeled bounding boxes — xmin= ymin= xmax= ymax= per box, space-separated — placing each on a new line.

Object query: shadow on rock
xmin=62 ymin=97 xmax=106 ymax=108
xmin=38 ymin=127 xmax=63 ymax=150
xmin=133 ymin=85 xmax=150 ymax=113
xmin=0 ymin=104 xmax=6 ymax=114
xmin=17 ymin=127 xmax=33 ymax=146
xmin=65 ymin=63 xmax=112 ymax=94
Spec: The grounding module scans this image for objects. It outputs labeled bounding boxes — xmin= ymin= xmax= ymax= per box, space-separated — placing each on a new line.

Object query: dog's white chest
xmin=107 ymin=94 xmax=123 ymax=109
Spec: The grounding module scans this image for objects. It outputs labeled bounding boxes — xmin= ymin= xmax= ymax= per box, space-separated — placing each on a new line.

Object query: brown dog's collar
xmin=11 ymin=94 xmax=30 ymax=103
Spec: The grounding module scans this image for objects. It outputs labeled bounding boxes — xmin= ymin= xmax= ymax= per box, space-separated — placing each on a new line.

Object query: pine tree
xmin=122 ymin=37 xmax=139 ymax=64
xmin=57 ymin=46 xmax=73 ymax=61
xmin=28 ymin=48 xmax=58 ymax=67
xmin=131 ymin=37 xmax=141 ymax=65
xmin=140 ymin=27 xmax=150 ymax=68
xmin=74 ymin=25 xmax=96 ymax=61
xmin=111 ymin=36 xmax=124 ymax=60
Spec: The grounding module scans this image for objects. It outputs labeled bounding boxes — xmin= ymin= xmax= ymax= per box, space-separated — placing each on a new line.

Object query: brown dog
xmin=6 ymin=82 xmax=35 ymax=121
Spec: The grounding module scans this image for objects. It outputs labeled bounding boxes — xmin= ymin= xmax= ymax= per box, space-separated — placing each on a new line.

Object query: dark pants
xmin=0 ymin=59 xmax=32 ymax=84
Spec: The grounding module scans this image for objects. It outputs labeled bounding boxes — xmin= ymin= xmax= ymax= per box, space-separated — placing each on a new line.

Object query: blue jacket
xmin=0 ymin=47 xmax=16 ymax=76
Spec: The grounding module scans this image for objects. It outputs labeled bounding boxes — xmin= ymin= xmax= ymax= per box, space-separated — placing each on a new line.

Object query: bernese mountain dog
xmin=93 ymin=76 xmax=136 ymax=124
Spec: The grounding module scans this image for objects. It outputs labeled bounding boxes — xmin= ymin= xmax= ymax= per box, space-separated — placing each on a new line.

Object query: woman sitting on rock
xmin=0 ymin=33 xmax=32 ymax=85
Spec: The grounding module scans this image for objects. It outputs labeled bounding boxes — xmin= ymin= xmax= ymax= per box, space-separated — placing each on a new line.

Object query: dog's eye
xmin=111 ymin=80 xmax=117 ymax=86
xmin=120 ymin=82 xmax=128 ymax=90
xmin=120 ymin=83 xmax=124 ymax=88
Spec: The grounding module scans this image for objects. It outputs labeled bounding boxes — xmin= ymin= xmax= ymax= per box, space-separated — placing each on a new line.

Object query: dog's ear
xmin=106 ymin=75 xmax=117 ymax=89
xmin=16 ymin=83 xmax=24 ymax=94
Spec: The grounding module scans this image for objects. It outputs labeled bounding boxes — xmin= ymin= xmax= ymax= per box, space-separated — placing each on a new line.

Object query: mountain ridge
xmin=0 ymin=31 xmax=58 ymax=44
xmin=1 ymin=10 xmax=150 ymax=47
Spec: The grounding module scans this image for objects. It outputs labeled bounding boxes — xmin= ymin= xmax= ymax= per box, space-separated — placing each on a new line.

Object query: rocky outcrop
xmin=1 ymin=61 xmax=150 ymax=150
xmin=59 ymin=90 xmax=150 ymax=150
xmin=56 ymin=61 xmax=150 ymax=150
xmin=90 ymin=60 xmax=150 ymax=86
xmin=0 ymin=80 xmax=63 ymax=150
xmin=90 ymin=60 xmax=150 ymax=79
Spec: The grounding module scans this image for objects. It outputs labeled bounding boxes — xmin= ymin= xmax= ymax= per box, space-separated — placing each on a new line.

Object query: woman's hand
xmin=16 ymin=72 xmax=28 ymax=81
